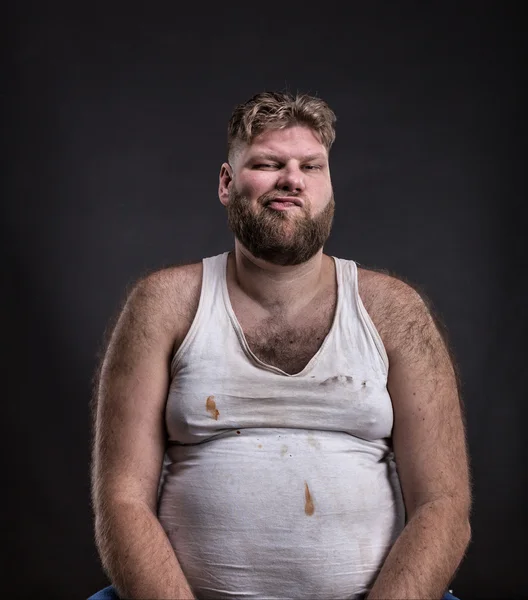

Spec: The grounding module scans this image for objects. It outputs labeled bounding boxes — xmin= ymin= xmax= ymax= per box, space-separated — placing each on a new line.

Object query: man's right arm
xmin=91 ymin=269 xmax=196 ymax=599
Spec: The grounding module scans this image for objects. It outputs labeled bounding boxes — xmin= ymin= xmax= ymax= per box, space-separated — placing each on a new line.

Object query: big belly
xmin=158 ymin=428 xmax=405 ymax=600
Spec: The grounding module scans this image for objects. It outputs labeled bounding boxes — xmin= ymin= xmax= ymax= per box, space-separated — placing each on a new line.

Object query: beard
xmin=226 ymin=186 xmax=335 ymax=266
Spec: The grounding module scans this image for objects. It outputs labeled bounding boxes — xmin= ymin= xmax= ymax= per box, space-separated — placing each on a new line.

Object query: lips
xmin=266 ymin=196 xmax=303 ymax=207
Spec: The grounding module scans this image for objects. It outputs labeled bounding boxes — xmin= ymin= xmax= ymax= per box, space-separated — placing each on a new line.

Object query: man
xmin=89 ymin=91 xmax=471 ymax=600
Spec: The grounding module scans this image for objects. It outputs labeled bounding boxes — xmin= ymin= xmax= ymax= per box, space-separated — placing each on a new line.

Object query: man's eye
xmin=254 ymin=164 xmax=277 ymax=169
xmin=304 ymin=165 xmax=321 ymax=170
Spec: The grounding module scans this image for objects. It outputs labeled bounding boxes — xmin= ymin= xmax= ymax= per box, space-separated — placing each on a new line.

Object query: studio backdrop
xmin=4 ymin=4 xmax=525 ymax=599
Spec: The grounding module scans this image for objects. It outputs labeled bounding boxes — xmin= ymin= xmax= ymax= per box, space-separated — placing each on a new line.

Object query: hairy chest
xmin=237 ymin=296 xmax=337 ymax=375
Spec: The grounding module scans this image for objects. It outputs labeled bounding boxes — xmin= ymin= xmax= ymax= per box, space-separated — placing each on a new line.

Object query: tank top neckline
xmin=219 ymin=251 xmax=342 ymax=378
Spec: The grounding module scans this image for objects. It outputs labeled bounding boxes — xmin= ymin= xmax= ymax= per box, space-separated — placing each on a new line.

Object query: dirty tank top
xmin=158 ymin=251 xmax=405 ymax=599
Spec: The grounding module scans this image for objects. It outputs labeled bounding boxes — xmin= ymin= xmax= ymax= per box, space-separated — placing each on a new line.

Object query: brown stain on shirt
xmin=206 ymin=396 xmax=219 ymax=420
xmin=304 ymin=482 xmax=315 ymax=516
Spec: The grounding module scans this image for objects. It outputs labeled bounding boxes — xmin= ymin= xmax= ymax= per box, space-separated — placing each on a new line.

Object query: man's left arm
xmin=367 ymin=280 xmax=471 ymax=600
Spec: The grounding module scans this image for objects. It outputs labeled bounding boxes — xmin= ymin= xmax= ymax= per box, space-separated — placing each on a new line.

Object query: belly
xmin=158 ymin=428 xmax=405 ymax=600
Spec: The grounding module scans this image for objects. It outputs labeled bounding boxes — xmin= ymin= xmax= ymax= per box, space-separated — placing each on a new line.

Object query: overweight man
xmin=89 ymin=91 xmax=471 ymax=600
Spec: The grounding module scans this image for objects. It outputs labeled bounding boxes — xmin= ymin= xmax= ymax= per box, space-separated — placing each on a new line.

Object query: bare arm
xmin=366 ymin=277 xmax=471 ymax=600
xmin=91 ymin=270 xmax=196 ymax=600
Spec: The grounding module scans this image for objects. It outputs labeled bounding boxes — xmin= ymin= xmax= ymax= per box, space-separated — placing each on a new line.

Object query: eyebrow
xmin=249 ymin=152 xmax=327 ymax=163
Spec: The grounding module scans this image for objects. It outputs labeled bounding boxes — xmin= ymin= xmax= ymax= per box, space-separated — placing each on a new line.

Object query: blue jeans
xmin=87 ymin=585 xmax=461 ymax=599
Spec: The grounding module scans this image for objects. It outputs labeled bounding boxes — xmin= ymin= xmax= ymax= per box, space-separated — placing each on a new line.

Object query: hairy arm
xmin=91 ymin=270 xmax=195 ymax=600
xmin=366 ymin=276 xmax=471 ymax=600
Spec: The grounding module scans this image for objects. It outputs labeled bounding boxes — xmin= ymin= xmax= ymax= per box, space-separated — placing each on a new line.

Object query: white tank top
xmin=158 ymin=252 xmax=405 ymax=600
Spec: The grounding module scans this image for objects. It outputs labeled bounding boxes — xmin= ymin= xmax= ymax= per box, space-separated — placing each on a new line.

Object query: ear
xmin=218 ymin=162 xmax=233 ymax=206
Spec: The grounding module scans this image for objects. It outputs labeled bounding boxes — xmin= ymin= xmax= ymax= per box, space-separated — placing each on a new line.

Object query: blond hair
xmin=227 ymin=91 xmax=337 ymax=162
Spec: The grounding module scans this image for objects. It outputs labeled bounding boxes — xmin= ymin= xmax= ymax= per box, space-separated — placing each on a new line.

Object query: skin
xmin=92 ymin=124 xmax=471 ymax=599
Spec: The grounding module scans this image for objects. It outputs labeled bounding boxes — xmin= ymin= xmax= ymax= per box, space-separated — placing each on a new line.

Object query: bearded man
xmin=89 ymin=91 xmax=471 ymax=600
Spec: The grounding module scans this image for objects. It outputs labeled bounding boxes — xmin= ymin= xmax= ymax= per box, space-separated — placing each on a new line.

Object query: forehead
xmin=243 ymin=125 xmax=327 ymax=159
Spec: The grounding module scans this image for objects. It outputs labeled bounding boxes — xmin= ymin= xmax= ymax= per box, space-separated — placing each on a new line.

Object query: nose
xmin=276 ymin=166 xmax=305 ymax=194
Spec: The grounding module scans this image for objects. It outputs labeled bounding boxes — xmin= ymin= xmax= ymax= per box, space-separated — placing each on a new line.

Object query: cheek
xmin=237 ymin=173 xmax=276 ymax=197
xmin=315 ymin=180 xmax=333 ymax=201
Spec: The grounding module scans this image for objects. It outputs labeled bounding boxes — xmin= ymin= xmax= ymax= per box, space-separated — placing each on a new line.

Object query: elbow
xmin=448 ymin=505 xmax=471 ymax=556
xmin=457 ymin=492 xmax=472 ymax=549
xmin=413 ymin=496 xmax=472 ymax=550
xmin=461 ymin=517 xmax=472 ymax=551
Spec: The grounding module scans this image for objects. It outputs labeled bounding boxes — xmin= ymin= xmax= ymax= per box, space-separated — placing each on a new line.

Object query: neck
xmin=229 ymin=241 xmax=329 ymax=313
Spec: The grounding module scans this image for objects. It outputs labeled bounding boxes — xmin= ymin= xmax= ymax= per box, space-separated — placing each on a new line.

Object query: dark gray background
xmin=4 ymin=3 xmax=525 ymax=599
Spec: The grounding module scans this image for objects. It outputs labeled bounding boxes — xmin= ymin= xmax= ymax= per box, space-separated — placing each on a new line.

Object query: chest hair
xmin=242 ymin=296 xmax=336 ymax=375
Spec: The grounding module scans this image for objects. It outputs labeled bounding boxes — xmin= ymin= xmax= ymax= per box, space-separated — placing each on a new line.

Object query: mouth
xmin=265 ymin=196 xmax=303 ymax=210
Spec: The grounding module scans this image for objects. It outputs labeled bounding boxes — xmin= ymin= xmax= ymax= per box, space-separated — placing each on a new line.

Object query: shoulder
xmin=356 ymin=264 xmax=441 ymax=357
xmin=357 ymin=264 xmax=426 ymax=311
xmin=127 ymin=260 xmax=202 ymax=306
xmin=114 ymin=260 xmax=203 ymax=343
xmin=134 ymin=261 xmax=202 ymax=304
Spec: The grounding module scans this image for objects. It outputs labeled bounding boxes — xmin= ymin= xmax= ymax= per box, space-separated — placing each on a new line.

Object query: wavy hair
xmin=227 ymin=91 xmax=337 ymax=162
